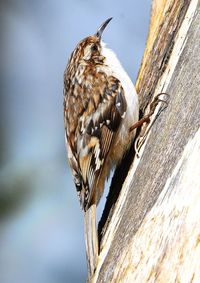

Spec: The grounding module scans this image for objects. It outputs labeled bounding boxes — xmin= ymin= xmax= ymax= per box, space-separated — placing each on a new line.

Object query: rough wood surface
xmin=92 ymin=0 xmax=200 ymax=282
xmin=99 ymin=129 xmax=200 ymax=282
xmin=136 ymin=0 xmax=190 ymax=111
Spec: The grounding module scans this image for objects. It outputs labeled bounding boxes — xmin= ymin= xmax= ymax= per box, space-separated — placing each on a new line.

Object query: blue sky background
xmin=0 ymin=1 xmax=151 ymax=282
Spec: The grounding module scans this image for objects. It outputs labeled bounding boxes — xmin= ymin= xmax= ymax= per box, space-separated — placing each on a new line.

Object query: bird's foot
xmin=130 ymin=93 xmax=170 ymax=157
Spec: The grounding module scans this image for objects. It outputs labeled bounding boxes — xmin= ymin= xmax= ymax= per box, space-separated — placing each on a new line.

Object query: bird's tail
xmin=84 ymin=204 xmax=98 ymax=279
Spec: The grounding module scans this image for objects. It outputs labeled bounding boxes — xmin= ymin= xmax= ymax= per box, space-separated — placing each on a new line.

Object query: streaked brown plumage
xmin=64 ymin=18 xmax=139 ymax=277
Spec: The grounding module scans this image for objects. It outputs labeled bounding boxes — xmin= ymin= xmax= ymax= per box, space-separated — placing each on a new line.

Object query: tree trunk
xmin=91 ymin=0 xmax=200 ymax=282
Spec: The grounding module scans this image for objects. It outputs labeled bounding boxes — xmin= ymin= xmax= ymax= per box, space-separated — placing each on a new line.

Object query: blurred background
xmin=0 ymin=1 xmax=151 ymax=282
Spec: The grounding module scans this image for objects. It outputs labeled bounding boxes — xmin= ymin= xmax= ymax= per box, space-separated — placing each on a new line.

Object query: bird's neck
xmin=101 ymin=42 xmax=124 ymax=73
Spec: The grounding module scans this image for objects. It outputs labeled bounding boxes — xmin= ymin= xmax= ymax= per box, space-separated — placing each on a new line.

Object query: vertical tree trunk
xmin=91 ymin=0 xmax=200 ymax=282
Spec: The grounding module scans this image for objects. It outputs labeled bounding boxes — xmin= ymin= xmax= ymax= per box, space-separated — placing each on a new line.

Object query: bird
xmin=63 ymin=17 xmax=139 ymax=278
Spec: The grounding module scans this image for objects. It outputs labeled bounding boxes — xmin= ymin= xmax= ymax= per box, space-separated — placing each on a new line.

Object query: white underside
xmin=101 ymin=42 xmax=139 ymax=140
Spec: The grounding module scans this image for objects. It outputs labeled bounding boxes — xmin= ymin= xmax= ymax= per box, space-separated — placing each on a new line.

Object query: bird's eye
xmin=91 ymin=44 xmax=98 ymax=52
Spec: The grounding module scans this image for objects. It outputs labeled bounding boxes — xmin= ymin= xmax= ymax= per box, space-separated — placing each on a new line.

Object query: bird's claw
xmin=131 ymin=92 xmax=170 ymax=158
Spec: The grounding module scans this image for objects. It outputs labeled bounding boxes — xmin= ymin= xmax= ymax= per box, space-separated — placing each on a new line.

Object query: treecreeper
xmin=64 ymin=18 xmax=140 ymax=279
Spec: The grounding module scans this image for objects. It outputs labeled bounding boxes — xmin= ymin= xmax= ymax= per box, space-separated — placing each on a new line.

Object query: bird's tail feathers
xmin=84 ymin=204 xmax=98 ymax=279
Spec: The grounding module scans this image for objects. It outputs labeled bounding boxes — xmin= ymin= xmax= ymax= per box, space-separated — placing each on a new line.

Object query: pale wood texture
xmin=91 ymin=0 xmax=200 ymax=282
xmin=136 ymin=0 xmax=191 ymax=111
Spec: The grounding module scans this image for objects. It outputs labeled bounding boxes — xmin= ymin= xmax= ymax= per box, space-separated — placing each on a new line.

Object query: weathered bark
xmin=92 ymin=0 xmax=200 ymax=282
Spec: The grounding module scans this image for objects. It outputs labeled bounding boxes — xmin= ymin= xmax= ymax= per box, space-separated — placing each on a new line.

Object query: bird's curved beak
xmin=96 ymin=17 xmax=113 ymax=39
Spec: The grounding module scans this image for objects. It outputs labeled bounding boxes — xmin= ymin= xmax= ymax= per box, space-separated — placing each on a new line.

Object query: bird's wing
xmin=78 ymin=76 xmax=127 ymax=209
xmin=64 ymin=75 xmax=127 ymax=210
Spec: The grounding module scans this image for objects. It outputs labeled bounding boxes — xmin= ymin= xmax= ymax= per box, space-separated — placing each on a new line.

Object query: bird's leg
xmin=130 ymin=93 xmax=169 ymax=157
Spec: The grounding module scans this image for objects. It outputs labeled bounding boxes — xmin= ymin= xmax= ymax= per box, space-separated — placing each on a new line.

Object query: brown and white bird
xmin=64 ymin=18 xmax=139 ymax=277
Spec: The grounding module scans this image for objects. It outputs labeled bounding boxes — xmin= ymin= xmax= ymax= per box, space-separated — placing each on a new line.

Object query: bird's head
xmin=71 ymin=18 xmax=113 ymax=64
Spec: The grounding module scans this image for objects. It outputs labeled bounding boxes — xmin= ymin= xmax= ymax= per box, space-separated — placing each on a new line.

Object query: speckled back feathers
xmin=64 ymin=30 xmax=138 ymax=210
